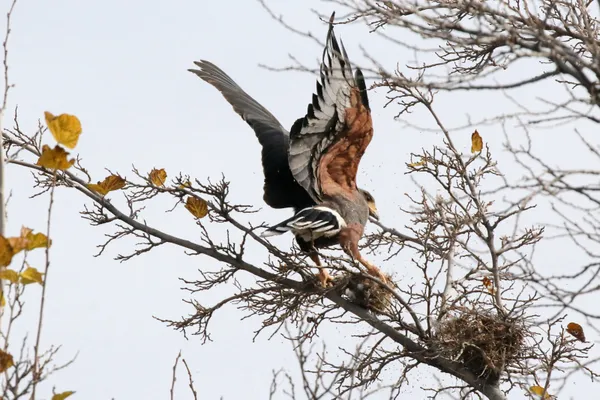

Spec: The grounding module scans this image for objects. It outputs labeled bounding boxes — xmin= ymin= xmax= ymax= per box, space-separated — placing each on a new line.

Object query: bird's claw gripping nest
xmin=316 ymin=268 xmax=335 ymax=288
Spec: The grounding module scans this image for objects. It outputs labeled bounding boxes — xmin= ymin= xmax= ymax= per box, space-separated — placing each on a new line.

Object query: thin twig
xmin=0 ymin=0 xmax=19 ymax=326
xmin=30 ymin=171 xmax=56 ymax=399
xmin=182 ymin=358 xmax=198 ymax=400
xmin=170 ymin=351 xmax=181 ymax=400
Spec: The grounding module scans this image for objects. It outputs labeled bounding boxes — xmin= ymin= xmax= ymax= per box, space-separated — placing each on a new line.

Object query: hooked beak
xmin=368 ymin=204 xmax=380 ymax=221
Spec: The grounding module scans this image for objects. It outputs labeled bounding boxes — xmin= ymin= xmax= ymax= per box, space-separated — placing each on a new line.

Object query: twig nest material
xmin=337 ymin=272 xmax=394 ymax=314
xmin=434 ymin=310 xmax=526 ymax=384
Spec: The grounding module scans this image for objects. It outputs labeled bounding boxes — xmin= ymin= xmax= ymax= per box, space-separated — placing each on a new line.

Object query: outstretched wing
xmin=189 ymin=61 xmax=314 ymax=210
xmin=288 ymin=14 xmax=373 ymax=203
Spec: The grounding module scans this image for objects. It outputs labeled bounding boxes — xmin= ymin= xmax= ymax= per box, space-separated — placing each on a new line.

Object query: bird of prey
xmin=189 ymin=13 xmax=384 ymax=285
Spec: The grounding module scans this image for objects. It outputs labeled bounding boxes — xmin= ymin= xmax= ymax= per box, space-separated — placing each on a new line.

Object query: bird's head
xmin=358 ymin=188 xmax=379 ymax=221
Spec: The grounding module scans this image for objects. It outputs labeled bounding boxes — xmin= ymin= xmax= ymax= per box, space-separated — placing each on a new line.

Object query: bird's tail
xmin=260 ymin=225 xmax=289 ymax=237
xmin=260 ymin=207 xmax=345 ymax=238
xmin=260 ymin=215 xmax=301 ymax=237
xmin=260 ymin=226 xmax=289 ymax=237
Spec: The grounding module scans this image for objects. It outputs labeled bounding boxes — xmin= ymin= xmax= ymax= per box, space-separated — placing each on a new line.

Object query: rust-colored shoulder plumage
xmin=288 ymin=13 xmax=373 ymax=202
xmin=318 ymin=85 xmax=373 ymax=197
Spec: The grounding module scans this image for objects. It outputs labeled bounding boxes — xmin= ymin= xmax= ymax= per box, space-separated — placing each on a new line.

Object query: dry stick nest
xmin=333 ymin=273 xmax=527 ymax=384
xmin=434 ymin=309 xmax=527 ymax=384
xmin=335 ymin=272 xmax=394 ymax=314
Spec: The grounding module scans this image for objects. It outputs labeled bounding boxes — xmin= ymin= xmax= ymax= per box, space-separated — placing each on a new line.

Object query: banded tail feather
xmin=261 ymin=206 xmax=346 ymax=240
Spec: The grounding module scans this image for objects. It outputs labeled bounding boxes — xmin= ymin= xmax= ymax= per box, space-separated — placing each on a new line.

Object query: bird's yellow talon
xmin=317 ymin=268 xmax=334 ymax=287
xmin=363 ymin=260 xmax=388 ymax=284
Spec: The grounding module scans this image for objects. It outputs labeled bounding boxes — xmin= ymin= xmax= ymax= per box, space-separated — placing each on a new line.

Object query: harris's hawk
xmin=189 ymin=13 xmax=382 ymax=285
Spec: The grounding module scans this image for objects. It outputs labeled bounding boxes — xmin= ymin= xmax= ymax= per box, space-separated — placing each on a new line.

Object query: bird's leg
xmin=309 ymin=252 xmax=333 ymax=287
xmin=343 ymin=237 xmax=388 ymax=284
xmin=355 ymin=252 xmax=388 ymax=283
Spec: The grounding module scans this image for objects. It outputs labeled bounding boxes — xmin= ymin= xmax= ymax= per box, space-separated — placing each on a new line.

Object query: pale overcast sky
xmin=1 ymin=0 xmax=596 ymax=399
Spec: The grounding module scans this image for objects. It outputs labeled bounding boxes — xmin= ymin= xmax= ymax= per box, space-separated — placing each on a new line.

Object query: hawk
xmin=189 ymin=13 xmax=384 ymax=285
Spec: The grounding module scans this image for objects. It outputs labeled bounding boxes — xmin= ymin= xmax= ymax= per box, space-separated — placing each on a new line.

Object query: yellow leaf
xmin=0 ymin=349 xmax=14 ymax=373
xmin=529 ymin=385 xmax=551 ymax=399
xmin=0 ymin=292 xmax=4 ymax=307
xmin=178 ymin=180 xmax=191 ymax=189
xmin=52 ymin=391 xmax=75 ymax=400
xmin=407 ymin=159 xmax=426 ymax=168
xmin=6 ymin=237 xmax=24 ymax=254
xmin=149 ymin=168 xmax=167 ymax=187
xmin=44 ymin=112 xmax=82 ymax=149
xmin=36 ymin=145 xmax=75 ymax=170
xmin=0 ymin=269 xmax=19 ymax=284
xmin=8 ymin=227 xmax=51 ymax=254
xmin=0 ymin=236 xmax=14 ymax=267
xmin=25 ymin=232 xmax=50 ymax=251
xmin=185 ymin=196 xmax=208 ymax=219
xmin=566 ymin=322 xmax=586 ymax=342
xmin=87 ymin=175 xmax=126 ymax=196
xmin=20 ymin=266 xmax=44 ymax=285
xmin=471 ymin=130 xmax=483 ymax=153
xmin=7 ymin=226 xmax=31 ymax=254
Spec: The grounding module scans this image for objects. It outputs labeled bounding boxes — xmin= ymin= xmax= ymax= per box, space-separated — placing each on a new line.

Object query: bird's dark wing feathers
xmin=189 ymin=60 xmax=285 ymax=131
xmin=189 ymin=60 xmax=314 ymax=210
